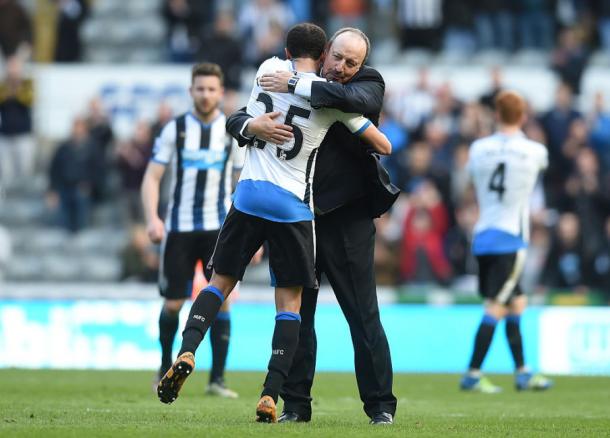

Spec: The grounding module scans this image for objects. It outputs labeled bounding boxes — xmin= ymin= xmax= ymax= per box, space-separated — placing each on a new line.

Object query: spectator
xmin=588 ymin=91 xmax=610 ymax=172
xmin=162 ymin=0 xmax=203 ymax=63
xmin=558 ymin=148 xmax=608 ymax=257
xmin=85 ymin=97 xmax=114 ymax=203
xmin=53 ymin=0 xmax=89 ymax=62
xmin=445 ymin=201 xmax=478 ymax=278
xmin=479 ymin=67 xmax=505 ymax=110
xmin=472 ymin=0 xmax=514 ymax=51
xmin=551 ymin=27 xmax=589 ymax=95
xmin=120 ymin=224 xmax=159 ymax=282
xmin=539 ymin=82 xmax=582 ymax=200
xmin=458 ymin=101 xmax=494 ymax=143
xmin=400 ymin=180 xmax=452 ymax=285
xmin=541 ymin=212 xmax=590 ymax=291
xmin=450 ymin=142 xmax=472 ymax=204
xmin=0 ymin=0 xmax=31 ymax=59
xmin=589 ymin=216 xmax=610 ymax=304
xmin=151 ymin=101 xmax=174 ymax=139
xmin=0 ymin=56 xmax=35 ymax=192
xmin=388 ymin=67 xmax=436 ymax=134
xmin=115 ymin=120 xmax=152 ymax=223
xmin=379 ymin=109 xmax=409 ymax=184
xmin=47 ymin=117 xmax=97 ymax=233
xmin=238 ymin=0 xmax=295 ymax=66
xmin=197 ymin=10 xmax=243 ymax=114
xmin=397 ymin=0 xmax=443 ymax=51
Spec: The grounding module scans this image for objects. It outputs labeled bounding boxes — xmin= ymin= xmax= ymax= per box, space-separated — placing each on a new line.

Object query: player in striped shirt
xmin=461 ymin=90 xmax=552 ymax=393
xmin=141 ymin=63 xmax=246 ymax=398
xmin=156 ymin=23 xmax=391 ymax=422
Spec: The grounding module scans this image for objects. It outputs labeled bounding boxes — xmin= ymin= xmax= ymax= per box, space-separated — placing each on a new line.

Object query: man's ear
xmin=285 ymin=48 xmax=292 ymax=60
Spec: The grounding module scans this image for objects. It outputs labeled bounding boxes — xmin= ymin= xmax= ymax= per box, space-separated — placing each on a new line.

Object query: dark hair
xmin=328 ymin=27 xmax=370 ymax=64
xmin=191 ymin=62 xmax=224 ymax=85
xmin=286 ymin=23 xmax=327 ymax=60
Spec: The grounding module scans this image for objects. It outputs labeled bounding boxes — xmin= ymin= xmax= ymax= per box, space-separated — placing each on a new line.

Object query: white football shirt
xmin=152 ymin=112 xmax=245 ymax=232
xmin=233 ymin=57 xmax=372 ymax=222
xmin=467 ymin=131 xmax=548 ymax=254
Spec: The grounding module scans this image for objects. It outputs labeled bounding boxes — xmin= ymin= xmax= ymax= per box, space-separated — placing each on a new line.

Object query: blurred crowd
xmin=375 ymin=69 xmax=610 ymax=302
xmin=0 ymin=0 xmax=609 ymax=303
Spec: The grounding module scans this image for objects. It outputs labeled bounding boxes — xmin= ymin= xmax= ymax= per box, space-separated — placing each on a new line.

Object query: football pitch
xmin=0 ymin=370 xmax=608 ymax=437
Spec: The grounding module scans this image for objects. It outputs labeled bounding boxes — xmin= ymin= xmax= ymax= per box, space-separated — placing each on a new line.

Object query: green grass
xmin=0 ymin=370 xmax=609 ymax=437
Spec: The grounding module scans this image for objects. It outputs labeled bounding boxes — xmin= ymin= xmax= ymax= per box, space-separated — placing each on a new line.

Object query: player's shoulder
xmin=157 ymin=115 xmax=181 ymax=138
xmin=469 ymin=135 xmax=494 ymax=153
xmin=257 ymin=56 xmax=291 ymax=76
xmin=522 ymin=137 xmax=547 ymax=155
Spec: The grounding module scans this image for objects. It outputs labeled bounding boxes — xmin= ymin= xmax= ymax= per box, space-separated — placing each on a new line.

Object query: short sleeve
xmin=231 ymin=138 xmax=246 ymax=169
xmin=332 ymin=109 xmax=372 ymax=135
xmin=151 ymin=120 xmax=176 ymax=165
xmin=538 ymin=144 xmax=549 ymax=170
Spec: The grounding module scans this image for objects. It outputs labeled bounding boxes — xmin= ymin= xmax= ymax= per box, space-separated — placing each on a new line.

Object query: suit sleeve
xmin=309 ymin=68 xmax=385 ymax=115
xmin=226 ymin=107 xmax=254 ymax=147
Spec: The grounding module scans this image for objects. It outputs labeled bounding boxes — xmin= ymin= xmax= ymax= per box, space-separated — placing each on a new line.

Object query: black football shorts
xmin=476 ymin=249 xmax=527 ymax=304
xmin=210 ymin=206 xmax=317 ymax=289
xmin=159 ymin=230 xmax=219 ymax=299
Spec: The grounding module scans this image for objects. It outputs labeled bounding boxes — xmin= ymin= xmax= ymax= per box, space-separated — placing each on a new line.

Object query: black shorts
xmin=210 ymin=206 xmax=317 ymax=289
xmin=159 ymin=230 xmax=219 ymax=299
xmin=476 ymin=250 xmax=527 ymax=304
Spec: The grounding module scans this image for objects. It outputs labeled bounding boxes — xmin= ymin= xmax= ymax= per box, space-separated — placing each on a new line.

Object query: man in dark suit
xmin=226 ymin=27 xmax=398 ymax=425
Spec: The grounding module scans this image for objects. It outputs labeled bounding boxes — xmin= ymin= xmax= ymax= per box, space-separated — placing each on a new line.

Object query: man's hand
xmin=246 ymin=111 xmax=293 ymax=144
xmin=146 ymin=217 xmax=165 ymax=244
xmin=259 ymin=71 xmax=294 ymax=93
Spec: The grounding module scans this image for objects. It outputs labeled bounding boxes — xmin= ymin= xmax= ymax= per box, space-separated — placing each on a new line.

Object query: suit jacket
xmin=226 ymin=65 xmax=399 ymax=217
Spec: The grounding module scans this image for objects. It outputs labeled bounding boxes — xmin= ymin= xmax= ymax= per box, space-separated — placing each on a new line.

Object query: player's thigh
xmin=160 ymin=232 xmax=197 ymax=299
xmin=477 ymin=251 xmax=525 ymax=304
xmin=267 ymin=219 xmax=317 ymax=289
xmin=211 ymin=206 xmax=265 ymax=281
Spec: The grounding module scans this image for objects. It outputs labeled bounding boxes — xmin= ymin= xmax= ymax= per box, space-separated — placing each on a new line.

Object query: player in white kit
xmin=157 ymin=23 xmax=391 ymax=421
xmin=461 ymin=91 xmax=553 ymax=393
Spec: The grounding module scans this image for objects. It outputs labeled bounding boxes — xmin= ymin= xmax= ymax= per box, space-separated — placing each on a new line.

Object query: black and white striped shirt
xmin=151 ymin=112 xmax=245 ymax=232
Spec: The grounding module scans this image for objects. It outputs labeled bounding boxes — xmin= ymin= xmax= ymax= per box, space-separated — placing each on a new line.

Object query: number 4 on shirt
xmin=488 ymin=162 xmax=506 ymax=200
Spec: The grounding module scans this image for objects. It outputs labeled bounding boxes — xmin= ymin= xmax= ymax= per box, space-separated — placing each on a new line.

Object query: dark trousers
xmin=281 ymin=201 xmax=397 ymax=418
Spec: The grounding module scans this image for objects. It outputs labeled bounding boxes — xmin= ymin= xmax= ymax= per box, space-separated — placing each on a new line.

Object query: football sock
xmin=209 ymin=312 xmax=231 ymax=384
xmin=159 ymin=307 xmax=180 ymax=373
xmin=178 ymin=286 xmax=224 ymax=356
xmin=261 ymin=312 xmax=301 ymax=403
xmin=506 ymin=314 xmax=525 ymax=369
xmin=469 ymin=314 xmax=498 ymax=370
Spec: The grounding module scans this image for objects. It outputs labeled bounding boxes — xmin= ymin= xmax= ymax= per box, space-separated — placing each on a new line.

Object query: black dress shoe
xmin=370 ymin=412 xmax=393 ymax=425
xmin=278 ymin=411 xmax=310 ymax=423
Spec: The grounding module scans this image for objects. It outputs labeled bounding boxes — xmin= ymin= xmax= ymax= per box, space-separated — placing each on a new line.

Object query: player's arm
xmin=140 ymin=122 xmax=174 ymax=243
xmin=226 ymin=107 xmax=293 ymax=145
xmin=358 ymin=122 xmax=392 ymax=155
xmin=337 ymin=112 xmax=391 ymax=155
xmin=259 ymin=67 xmax=384 ymax=115
xmin=141 ymin=162 xmax=166 ymax=244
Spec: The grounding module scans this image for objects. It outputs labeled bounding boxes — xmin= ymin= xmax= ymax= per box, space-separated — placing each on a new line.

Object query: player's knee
xmin=208 ymin=272 xmax=238 ymax=298
xmin=164 ymin=299 xmax=185 ymax=314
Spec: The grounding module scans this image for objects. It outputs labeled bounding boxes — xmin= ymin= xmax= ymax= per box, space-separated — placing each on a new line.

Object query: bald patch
xmin=331 ymin=32 xmax=367 ymax=67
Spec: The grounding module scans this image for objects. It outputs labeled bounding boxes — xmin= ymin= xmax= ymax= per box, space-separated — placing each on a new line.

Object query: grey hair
xmin=328 ymin=27 xmax=370 ymax=65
